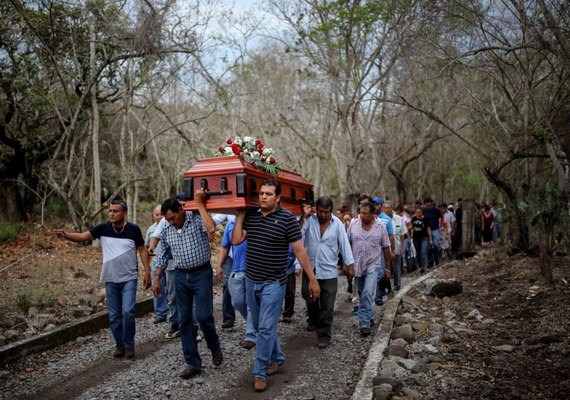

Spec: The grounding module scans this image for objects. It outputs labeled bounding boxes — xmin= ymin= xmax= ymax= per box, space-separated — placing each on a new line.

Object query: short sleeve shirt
xmin=244 ymin=204 xmax=302 ymax=284
xmin=412 ymin=217 xmax=429 ymax=240
xmin=90 ymin=221 xmax=144 ymax=283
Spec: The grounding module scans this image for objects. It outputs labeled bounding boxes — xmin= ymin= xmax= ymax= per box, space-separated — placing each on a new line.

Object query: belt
xmin=176 ymin=262 xmax=211 ymax=273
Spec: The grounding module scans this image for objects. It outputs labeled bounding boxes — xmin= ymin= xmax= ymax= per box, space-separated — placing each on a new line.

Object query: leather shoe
xmin=125 ymin=348 xmax=135 ymax=359
xmin=179 ymin=368 xmax=201 ymax=379
xmin=212 ymin=350 xmax=223 ymax=366
xmin=253 ymin=377 xmax=268 ymax=392
xmin=318 ymin=341 xmax=330 ymax=349
xmin=360 ymin=326 xmax=371 ymax=337
xmin=267 ymin=363 xmax=279 ymax=376
xmin=222 ymin=320 xmax=234 ymax=329
xmin=113 ymin=348 xmax=125 ymax=358
xmin=241 ymin=340 xmax=255 ymax=350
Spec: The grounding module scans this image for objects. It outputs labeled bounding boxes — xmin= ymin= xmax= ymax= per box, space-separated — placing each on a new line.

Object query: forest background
xmin=1 ymin=0 xmax=569 ymax=264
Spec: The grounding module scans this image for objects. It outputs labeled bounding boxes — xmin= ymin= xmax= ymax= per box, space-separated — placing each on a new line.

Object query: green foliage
xmin=15 ymin=291 xmax=33 ymax=314
xmin=43 ymin=197 xmax=68 ymax=218
xmin=456 ymin=166 xmax=481 ymax=198
xmin=528 ymin=183 xmax=562 ymax=250
xmin=13 ymin=287 xmax=61 ymax=314
xmin=308 ymin=0 xmax=392 ymax=47
xmin=38 ymin=291 xmax=59 ymax=309
xmin=0 ymin=223 xmax=23 ymax=243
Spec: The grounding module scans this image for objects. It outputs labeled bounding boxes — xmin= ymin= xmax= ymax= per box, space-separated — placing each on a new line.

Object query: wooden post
xmin=461 ymin=199 xmax=476 ymax=252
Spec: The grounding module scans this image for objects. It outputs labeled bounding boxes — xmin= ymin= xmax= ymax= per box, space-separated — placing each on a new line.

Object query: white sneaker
xmin=165 ymin=325 xmax=180 ymax=339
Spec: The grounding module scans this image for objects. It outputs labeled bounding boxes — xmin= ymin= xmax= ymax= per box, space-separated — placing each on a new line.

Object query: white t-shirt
xmin=391 ymin=214 xmax=408 ymax=255
xmin=444 ymin=211 xmax=456 ymax=234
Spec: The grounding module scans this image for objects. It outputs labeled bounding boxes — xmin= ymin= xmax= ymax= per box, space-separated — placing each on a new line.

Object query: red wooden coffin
xmin=182 ymin=155 xmax=314 ymax=216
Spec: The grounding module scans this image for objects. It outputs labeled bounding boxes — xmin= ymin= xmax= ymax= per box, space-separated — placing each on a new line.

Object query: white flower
xmin=224 ymin=146 xmax=233 ymax=155
xmin=233 ymin=136 xmax=242 ymax=145
xmin=262 ymin=148 xmax=273 ymax=156
xmin=243 ymin=136 xmax=253 ymax=143
xmin=252 ymin=151 xmax=260 ymax=157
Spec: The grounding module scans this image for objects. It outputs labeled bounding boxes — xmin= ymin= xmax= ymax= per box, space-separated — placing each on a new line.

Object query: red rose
xmin=227 ymin=138 xmax=233 ymax=144
xmin=269 ymin=157 xmax=276 ymax=164
xmin=218 ymin=146 xmax=224 ymax=153
xmin=255 ymin=139 xmax=261 ymax=145
xmin=261 ymin=157 xmax=266 ymax=162
xmin=231 ymin=143 xmax=241 ymax=154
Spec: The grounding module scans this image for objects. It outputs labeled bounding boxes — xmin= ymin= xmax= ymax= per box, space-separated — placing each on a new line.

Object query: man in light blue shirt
xmin=301 ymin=196 xmax=355 ymax=348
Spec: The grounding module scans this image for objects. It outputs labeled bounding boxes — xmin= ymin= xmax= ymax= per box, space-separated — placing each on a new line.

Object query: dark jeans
xmin=175 ymin=265 xmax=220 ymax=370
xmin=391 ymin=254 xmax=402 ymax=290
xmin=282 ymin=272 xmax=296 ymax=318
xmin=301 ymin=273 xmax=338 ymax=344
xmin=222 ymin=257 xmax=235 ymax=324
xmin=427 ymin=229 xmax=441 ymax=267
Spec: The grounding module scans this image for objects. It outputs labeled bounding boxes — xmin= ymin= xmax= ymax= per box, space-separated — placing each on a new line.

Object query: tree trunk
xmin=484 ymin=167 xmax=529 ymax=251
xmin=0 ymin=180 xmax=25 ymax=223
xmin=90 ymin=19 xmax=102 ymax=225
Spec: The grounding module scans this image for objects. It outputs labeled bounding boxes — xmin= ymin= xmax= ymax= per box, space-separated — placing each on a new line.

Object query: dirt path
xmin=4 ymin=276 xmax=381 ymax=400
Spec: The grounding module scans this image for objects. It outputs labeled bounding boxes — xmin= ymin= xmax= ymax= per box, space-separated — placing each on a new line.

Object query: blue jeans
xmin=222 ymin=257 xmax=236 ymax=324
xmin=165 ymin=269 xmax=178 ymax=326
xmin=152 ymin=268 xmax=168 ymax=318
xmin=246 ymin=278 xmax=286 ymax=379
xmin=427 ymin=229 xmax=441 ymax=266
xmin=355 ymin=268 xmax=380 ymax=329
xmin=105 ymin=279 xmax=137 ymax=349
xmin=374 ymin=257 xmax=387 ymax=304
xmin=492 ymin=222 xmax=500 ymax=243
xmin=175 ymin=266 xmax=220 ymax=370
xmin=413 ymin=237 xmax=429 ymax=271
xmin=228 ymin=271 xmax=256 ymax=342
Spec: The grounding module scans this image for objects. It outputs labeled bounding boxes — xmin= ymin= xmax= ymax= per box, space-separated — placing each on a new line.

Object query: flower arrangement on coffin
xmin=215 ymin=136 xmax=281 ymax=176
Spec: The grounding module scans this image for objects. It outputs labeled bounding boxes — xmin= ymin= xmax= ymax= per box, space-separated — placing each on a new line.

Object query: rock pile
xmin=371 ymin=277 xmax=467 ymax=400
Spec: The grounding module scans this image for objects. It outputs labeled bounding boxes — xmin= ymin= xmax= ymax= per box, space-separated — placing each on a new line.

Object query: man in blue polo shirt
xmin=232 ymin=179 xmax=320 ymax=393
xmin=216 ymin=218 xmax=256 ymax=349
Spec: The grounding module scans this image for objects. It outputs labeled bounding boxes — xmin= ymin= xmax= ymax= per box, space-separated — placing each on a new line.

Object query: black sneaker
xmin=360 ymin=327 xmax=371 ymax=337
xmin=166 ymin=324 xmax=180 ymax=339
xmin=222 ymin=320 xmax=234 ymax=329
xmin=153 ymin=315 xmax=167 ymax=324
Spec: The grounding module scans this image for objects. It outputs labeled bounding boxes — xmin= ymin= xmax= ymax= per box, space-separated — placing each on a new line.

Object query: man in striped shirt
xmin=232 ymin=179 xmax=320 ymax=393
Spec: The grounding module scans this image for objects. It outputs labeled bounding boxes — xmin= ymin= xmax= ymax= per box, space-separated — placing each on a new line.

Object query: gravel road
xmin=1 ymin=275 xmax=390 ymax=400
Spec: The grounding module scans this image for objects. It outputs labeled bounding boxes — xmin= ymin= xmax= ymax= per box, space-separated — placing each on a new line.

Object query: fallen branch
xmin=0 ymin=253 xmax=35 ymax=275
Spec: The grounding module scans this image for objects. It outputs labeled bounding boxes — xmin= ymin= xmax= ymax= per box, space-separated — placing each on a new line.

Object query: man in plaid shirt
xmin=347 ymin=202 xmax=392 ymax=337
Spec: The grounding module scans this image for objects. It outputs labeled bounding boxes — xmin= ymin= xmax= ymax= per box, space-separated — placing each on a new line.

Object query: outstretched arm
xmin=54 ymin=229 xmax=93 ymax=243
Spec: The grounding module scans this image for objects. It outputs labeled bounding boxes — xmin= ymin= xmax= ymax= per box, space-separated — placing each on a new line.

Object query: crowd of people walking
xmin=55 ymin=181 xmax=502 ymax=393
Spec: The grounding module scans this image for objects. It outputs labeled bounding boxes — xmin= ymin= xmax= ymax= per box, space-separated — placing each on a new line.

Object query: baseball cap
xmin=175 ymin=192 xmax=187 ymax=201
xmin=372 ymin=196 xmax=384 ymax=206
